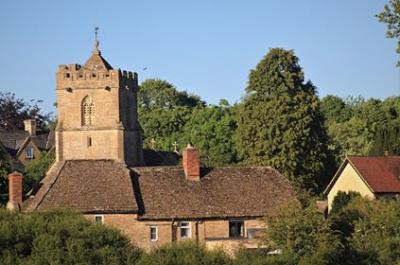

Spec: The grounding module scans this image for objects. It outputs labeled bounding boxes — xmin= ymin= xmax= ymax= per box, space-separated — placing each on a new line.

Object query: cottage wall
xmin=327 ymin=163 xmax=375 ymax=209
xmin=85 ymin=214 xmax=266 ymax=253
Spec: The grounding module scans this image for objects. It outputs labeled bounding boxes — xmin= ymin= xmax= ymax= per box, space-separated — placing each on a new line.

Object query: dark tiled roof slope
xmin=143 ymin=149 xmax=180 ymax=166
xmin=132 ymin=166 xmax=296 ymax=220
xmin=348 ymin=156 xmax=400 ymax=193
xmin=0 ymin=128 xmax=53 ymax=156
xmin=26 ymin=160 xmax=138 ymax=213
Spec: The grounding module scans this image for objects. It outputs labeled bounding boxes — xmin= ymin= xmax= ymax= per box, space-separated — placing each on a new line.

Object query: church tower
xmin=55 ymin=30 xmax=143 ymax=166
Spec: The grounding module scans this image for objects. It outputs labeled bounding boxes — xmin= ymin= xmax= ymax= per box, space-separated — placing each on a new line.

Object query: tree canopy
xmin=0 ymin=92 xmax=51 ymax=131
xmin=237 ymin=48 xmax=331 ymax=193
xmin=377 ymin=0 xmax=400 ymax=66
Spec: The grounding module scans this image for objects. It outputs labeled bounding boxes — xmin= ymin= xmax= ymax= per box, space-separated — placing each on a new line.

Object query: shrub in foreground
xmin=0 ymin=209 xmax=141 ymax=265
xmin=136 ymin=241 xmax=231 ymax=265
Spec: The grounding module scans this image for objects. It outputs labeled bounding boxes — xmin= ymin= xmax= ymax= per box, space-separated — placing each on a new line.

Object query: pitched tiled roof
xmin=142 ymin=149 xmax=180 ymax=166
xmin=324 ymin=156 xmax=400 ymax=195
xmin=0 ymin=128 xmax=53 ymax=156
xmin=83 ymin=52 xmax=113 ymax=71
xmin=24 ymin=160 xmax=138 ymax=214
xmin=132 ymin=166 xmax=296 ymax=220
xmin=348 ymin=156 xmax=400 ymax=193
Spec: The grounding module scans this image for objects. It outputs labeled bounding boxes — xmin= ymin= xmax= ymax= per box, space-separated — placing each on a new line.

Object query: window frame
xmin=94 ymin=215 xmax=104 ymax=225
xmin=25 ymin=147 xmax=33 ymax=159
xmin=179 ymin=221 xmax=191 ymax=239
xmin=150 ymin=225 xmax=158 ymax=241
xmin=229 ymin=219 xmax=245 ymax=238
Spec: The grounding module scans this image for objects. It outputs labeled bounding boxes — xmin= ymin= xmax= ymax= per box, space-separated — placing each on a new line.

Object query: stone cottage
xmin=7 ymin=37 xmax=296 ymax=253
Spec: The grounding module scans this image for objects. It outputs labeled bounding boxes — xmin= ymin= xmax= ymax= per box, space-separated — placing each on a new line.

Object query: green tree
xmin=24 ymin=150 xmax=55 ymax=193
xmin=320 ymin=95 xmax=352 ymax=124
xmin=237 ymin=48 xmax=331 ymax=193
xmin=377 ymin=0 xmax=400 ymax=66
xmin=330 ymin=191 xmax=361 ymax=215
xmin=351 ymin=198 xmax=400 ymax=264
xmin=0 ymin=209 xmax=141 ymax=265
xmin=183 ymin=105 xmax=238 ymax=166
xmin=139 ymin=79 xmax=204 ymax=110
xmin=138 ymin=79 xmax=204 ymax=151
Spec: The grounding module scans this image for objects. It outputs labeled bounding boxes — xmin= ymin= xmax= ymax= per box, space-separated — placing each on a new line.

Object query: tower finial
xmin=93 ymin=26 xmax=100 ymax=53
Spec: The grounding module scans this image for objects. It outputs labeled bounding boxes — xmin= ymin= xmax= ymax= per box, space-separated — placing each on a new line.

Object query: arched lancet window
xmin=82 ymin=96 xmax=95 ymax=126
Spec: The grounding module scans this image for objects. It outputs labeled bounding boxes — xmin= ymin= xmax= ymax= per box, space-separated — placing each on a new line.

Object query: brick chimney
xmin=23 ymin=119 xmax=36 ymax=136
xmin=6 ymin=171 xmax=23 ymax=211
xmin=182 ymin=143 xmax=200 ymax=181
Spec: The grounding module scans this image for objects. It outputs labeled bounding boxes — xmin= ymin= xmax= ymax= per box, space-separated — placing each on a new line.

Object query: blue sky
xmin=0 ymin=0 xmax=398 ymax=115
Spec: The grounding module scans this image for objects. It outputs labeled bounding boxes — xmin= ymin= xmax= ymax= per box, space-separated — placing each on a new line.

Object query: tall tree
xmin=377 ymin=0 xmax=400 ymax=66
xmin=237 ymin=48 xmax=331 ymax=193
xmin=183 ymin=103 xmax=238 ymax=166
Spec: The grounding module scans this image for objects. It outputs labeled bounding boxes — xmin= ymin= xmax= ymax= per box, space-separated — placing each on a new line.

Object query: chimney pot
xmin=23 ymin=119 xmax=36 ymax=136
xmin=182 ymin=144 xmax=200 ymax=181
xmin=6 ymin=171 xmax=23 ymax=211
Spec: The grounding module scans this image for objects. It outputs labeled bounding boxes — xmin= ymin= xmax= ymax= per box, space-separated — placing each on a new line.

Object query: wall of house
xmin=327 ymin=163 xmax=375 ymax=210
xmin=85 ymin=215 xmax=266 ymax=253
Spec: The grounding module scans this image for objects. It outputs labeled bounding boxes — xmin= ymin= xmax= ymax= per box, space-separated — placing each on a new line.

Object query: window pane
xmin=229 ymin=221 xmax=244 ymax=238
xmin=95 ymin=216 xmax=103 ymax=224
xmin=150 ymin=226 xmax=157 ymax=241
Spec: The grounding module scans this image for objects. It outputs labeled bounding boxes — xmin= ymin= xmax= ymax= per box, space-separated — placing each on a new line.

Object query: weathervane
xmin=94 ymin=26 xmax=99 ymax=50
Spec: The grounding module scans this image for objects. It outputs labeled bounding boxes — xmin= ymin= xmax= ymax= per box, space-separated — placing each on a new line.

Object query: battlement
xmin=57 ymin=65 xmax=137 ymax=85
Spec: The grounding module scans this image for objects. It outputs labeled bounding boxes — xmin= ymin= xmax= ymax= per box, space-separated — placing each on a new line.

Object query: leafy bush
xmin=136 ymin=241 xmax=231 ymax=265
xmin=0 ymin=209 xmax=141 ymax=265
xmin=330 ymin=191 xmax=361 ymax=214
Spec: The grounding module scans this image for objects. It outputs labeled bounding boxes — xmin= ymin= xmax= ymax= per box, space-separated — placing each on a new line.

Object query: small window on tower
xmin=82 ymin=96 xmax=95 ymax=126
xmin=92 ymin=73 xmax=96 ymax=78
xmin=65 ymin=73 xmax=70 ymax=78
xmin=87 ymin=137 xmax=92 ymax=147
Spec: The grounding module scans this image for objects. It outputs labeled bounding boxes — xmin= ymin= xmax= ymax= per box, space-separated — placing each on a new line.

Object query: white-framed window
xmin=25 ymin=147 xmax=33 ymax=159
xmin=150 ymin=225 xmax=158 ymax=241
xmin=229 ymin=220 xmax=244 ymax=238
xmin=247 ymin=228 xmax=264 ymax=240
xmin=179 ymin=221 xmax=191 ymax=239
xmin=95 ymin=215 xmax=104 ymax=225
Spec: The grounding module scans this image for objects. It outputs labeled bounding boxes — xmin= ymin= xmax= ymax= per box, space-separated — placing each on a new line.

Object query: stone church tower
xmin=55 ymin=35 xmax=143 ymax=166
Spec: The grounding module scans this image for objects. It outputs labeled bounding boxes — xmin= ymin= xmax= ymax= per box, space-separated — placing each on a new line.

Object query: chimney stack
xmin=6 ymin=171 xmax=23 ymax=211
xmin=182 ymin=143 xmax=200 ymax=181
xmin=23 ymin=119 xmax=36 ymax=136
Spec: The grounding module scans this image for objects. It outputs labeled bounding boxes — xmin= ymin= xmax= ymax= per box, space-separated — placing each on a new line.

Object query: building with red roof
xmin=324 ymin=156 xmax=400 ymax=210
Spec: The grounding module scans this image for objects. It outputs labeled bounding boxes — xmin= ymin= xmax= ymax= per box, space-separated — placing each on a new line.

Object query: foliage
xmin=24 ymin=150 xmax=55 ymax=193
xmin=330 ymin=191 xmax=361 ymax=215
xmin=139 ymin=79 xmax=204 ymax=110
xmin=237 ymin=48 xmax=331 ymax=194
xmin=0 ymin=91 xmax=50 ymax=131
xmin=233 ymin=249 xmax=295 ymax=265
xmin=377 ymin=0 xmax=400 ymax=66
xmin=183 ymin=105 xmax=238 ymax=166
xmin=138 ymin=79 xmax=239 ymax=166
xmin=265 ymin=201 xmax=325 ymax=257
xmin=321 ymin=96 xmax=400 ymax=165
xmin=0 ymin=147 xmax=11 ymax=205
xmin=0 ymin=209 xmax=141 ymax=265
xmin=136 ymin=241 xmax=231 ymax=265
